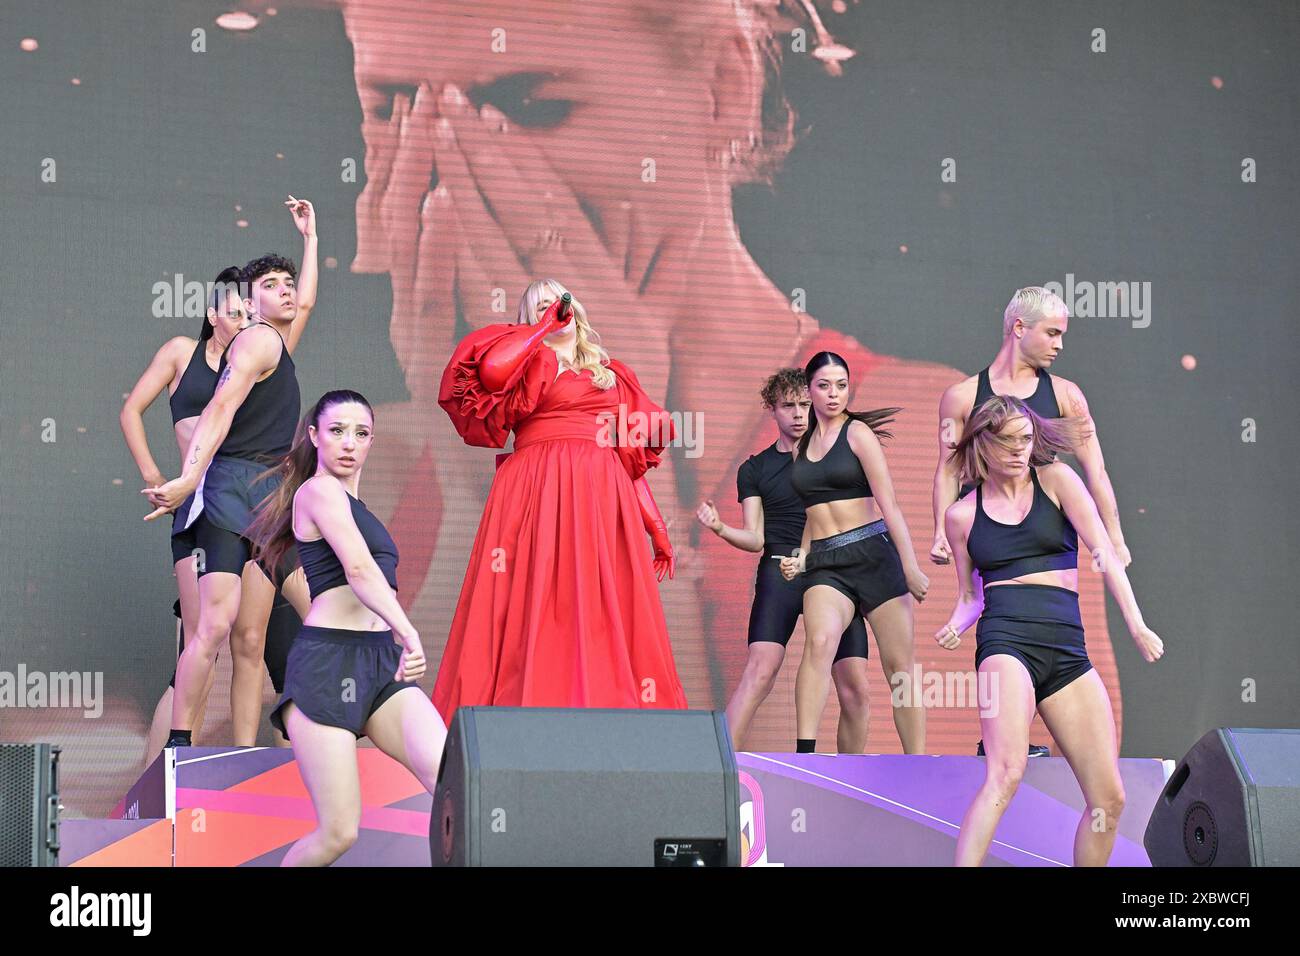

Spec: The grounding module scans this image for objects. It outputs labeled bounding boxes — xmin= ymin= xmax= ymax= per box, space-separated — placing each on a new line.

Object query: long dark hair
xmin=200 ymin=266 xmax=244 ymax=341
xmin=795 ymin=351 xmax=901 ymax=458
xmin=247 ymin=390 xmax=375 ymax=577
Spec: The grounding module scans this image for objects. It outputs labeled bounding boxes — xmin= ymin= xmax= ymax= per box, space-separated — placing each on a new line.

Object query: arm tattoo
xmin=1068 ymin=384 xmax=1087 ymax=418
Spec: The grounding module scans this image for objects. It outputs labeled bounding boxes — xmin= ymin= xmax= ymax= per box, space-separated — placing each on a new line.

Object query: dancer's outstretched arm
xmin=284 ymin=196 xmax=318 ymax=355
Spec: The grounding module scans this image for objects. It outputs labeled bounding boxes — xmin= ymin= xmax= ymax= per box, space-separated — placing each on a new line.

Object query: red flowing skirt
xmin=431 ymin=435 xmax=688 ymax=721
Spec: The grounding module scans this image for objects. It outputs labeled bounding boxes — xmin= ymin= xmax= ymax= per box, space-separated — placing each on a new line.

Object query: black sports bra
xmin=296 ymin=492 xmax=399 ymax=600
xmin=169 ymin=342 xmax=218 ymax=424
xmin=967 ymin=468 xmax=1078 ymax=585
xmin=790 ymin=421 xmax=873 ymax=506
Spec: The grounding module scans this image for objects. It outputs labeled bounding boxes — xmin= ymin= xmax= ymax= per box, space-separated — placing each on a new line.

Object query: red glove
xmin=633 ymin=476 xmax=674 ymax=581
xmin=479 ymin=294 xmax=573 ymax=393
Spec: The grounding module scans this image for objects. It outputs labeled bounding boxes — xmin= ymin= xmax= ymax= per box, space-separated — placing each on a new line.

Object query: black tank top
xmin=169 ymin=342 xmax=218 ymax=424
xmin=958 ymin=366 xmax=1062 ymax=498
xmin=737 ymin=443 xmax=805 ymax=553
xmin=216 ymin=322 xmax=301 ymax=463
xmin=972 ymin=366 xmax=1061 ymax=420
xmin=967 ymin=468 xmax=1078 ymax=585
xmin=296 ymin=492 xmax=399 ymax=600
xmin=790 ymin=420 xmax=872 ymax=506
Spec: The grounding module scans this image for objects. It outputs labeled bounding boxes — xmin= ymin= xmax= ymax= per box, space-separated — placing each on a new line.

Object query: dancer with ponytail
xmin=434 ymin=278 xmax=687 ymax=718
xmin=121 ymin=267 xmax=245 ymax=760
xmin=936 ymin=396 xmax=1163 ymax=866
xmin=780 ymin=352 xmax=929 ymax=754
xmin=697 ymin=368 xmax=872 ymax=752
xmin=248 ymin=390 xmax=446 ymax=867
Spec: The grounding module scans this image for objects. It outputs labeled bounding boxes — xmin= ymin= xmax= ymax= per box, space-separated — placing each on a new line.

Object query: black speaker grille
xmin=1182 ymin=801 xmax=1218 ymax=866
xmin=0 ymin=745 xmax=38 ymax=866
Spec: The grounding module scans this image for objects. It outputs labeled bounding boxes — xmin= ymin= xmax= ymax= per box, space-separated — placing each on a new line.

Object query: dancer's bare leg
xmin=869 ymin=593 xmax=925 ymax=753
xmin=830 ymin=656 xmax=870 ymax=753
xmin=230 ymin=561 xmax=275 ymax=746
xmin=1037 ymin=670 xmax=1125 ymax=867
xmin=955 ymin=654 xmax=1035 ymax=866
xmin=723 ymin=643 xmax=785 ymax=750
xmin=280 ymin=703 xmax=361 ymax=867
xmin=363 ymin=687 xmax=448 ymax=793
xmin=171 ymin=569 xmax=241 ymax=733
xmin=794 ymin=585 xmax=855 ymax=744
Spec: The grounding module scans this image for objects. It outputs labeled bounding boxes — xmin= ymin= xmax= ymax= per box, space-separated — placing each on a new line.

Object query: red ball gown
xmin=432 ymin=324 xmax=688 ymax=720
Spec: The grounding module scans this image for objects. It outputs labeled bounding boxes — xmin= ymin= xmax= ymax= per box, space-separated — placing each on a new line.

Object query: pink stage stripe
xmin=176 ymin=787 xmax=431 ymax=837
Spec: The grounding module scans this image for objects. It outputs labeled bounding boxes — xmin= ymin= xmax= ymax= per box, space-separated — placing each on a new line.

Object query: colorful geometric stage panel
xmin=62 ymin=748 xmax=1171 ymax=866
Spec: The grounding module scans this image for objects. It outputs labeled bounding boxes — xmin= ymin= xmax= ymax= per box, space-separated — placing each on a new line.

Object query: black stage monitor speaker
xmin=1144 ymin=728 xmax=1300 ymax=866
xmin=0 ymin=744 xmax=61 ymax=867
xmin=432 ymin=708 xmax=739 ymax=867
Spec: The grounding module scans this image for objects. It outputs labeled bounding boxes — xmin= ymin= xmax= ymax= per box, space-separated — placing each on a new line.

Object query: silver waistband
xmin=809 ymin=519 xmax=887 ymax=552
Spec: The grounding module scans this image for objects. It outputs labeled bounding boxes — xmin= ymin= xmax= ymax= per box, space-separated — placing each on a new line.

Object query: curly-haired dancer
xmin=697 ymin=368 xmax=872 ymax=752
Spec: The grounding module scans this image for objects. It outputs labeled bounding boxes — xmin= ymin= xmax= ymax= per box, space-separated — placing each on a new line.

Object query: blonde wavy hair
xmin=515 ymin=279 xmax=615 ymax=390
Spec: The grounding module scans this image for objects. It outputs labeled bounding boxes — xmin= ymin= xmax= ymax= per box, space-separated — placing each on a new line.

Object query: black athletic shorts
xmin=750 ymin=553 xmax=869 ymax=660
xmin=270 ymin=626 xmax=418 ymax=740
xmin=803 ymin=520 xmax=909 ymax=617
xmin=171 ymin=508 xmax=200 ymax=565
xmin=975 ymin=584 xmax=1093 ymax=704
xmin=172 ymin=455 xmax=283 ymax=577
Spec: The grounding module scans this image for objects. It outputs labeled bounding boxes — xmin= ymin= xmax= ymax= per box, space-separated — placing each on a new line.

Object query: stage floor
xmin=57 ymin=747 xmax=1172 ymax=867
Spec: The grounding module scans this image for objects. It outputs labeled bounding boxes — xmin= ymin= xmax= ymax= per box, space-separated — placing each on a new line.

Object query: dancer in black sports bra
xmin=931 ymin=285 xmax=1136 ymax=757
xmin=696 ymin=368 xmax=872 ymax=753
xmin=936 ymin=395 xmax=1164 ymax=866
xmin=931 ymin=285 xmax=1131 ymax=567
xmin=247 ymin=390 xmax=447 ymax=867
xmin=121 ymin=266 xmax=246 ymax=763
xmin=780 ymin=351 xmax=929 ymax=755
xmin=130 ymin=200 xmax=318 ymax=755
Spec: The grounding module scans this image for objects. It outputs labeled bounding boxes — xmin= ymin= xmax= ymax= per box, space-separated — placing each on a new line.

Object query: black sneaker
xmin=976 ymin=739 xmax=1051 ymax=757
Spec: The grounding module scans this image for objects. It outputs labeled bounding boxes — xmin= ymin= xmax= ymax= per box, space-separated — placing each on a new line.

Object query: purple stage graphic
xmin=62 ymin=749 xmax=1170 ymax=866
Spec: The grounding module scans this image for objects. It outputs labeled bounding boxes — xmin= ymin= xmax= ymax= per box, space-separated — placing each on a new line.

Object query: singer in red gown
xmin=432 ymin=279 xmax=688 ymax=719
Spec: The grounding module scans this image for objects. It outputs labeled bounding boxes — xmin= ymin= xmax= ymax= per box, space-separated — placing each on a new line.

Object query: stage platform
xmin=58 ymin=748 xmax=1172 ymax=867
